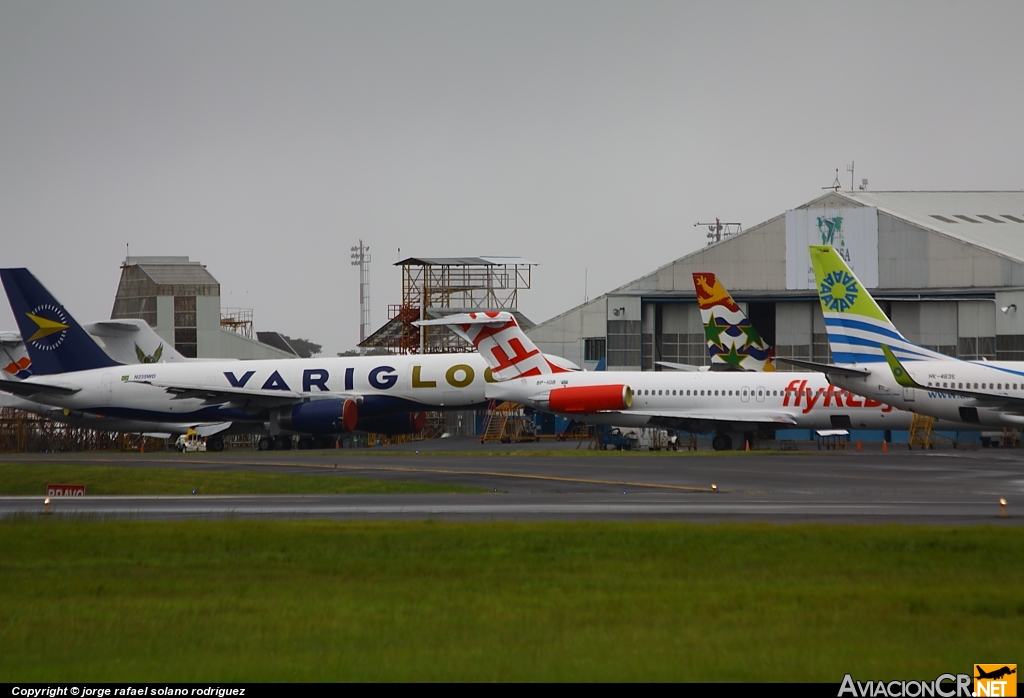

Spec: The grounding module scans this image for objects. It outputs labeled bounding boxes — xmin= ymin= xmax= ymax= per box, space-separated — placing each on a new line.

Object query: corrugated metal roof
xmin=834 ymin=191 xmax=1024 ymax=262
xmin=394 ymin=256 xmax=535 ymax=266
xmin=136 ymin=262 xmax=219 ymax=286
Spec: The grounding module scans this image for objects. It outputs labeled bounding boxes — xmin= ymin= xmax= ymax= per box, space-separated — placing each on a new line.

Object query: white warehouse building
xmin=527 ymin=191 xmax=1024 ymax=375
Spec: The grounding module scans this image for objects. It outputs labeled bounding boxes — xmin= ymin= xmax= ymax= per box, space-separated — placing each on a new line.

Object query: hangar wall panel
xmin=635 ymin=215 xmax=786 ymax=293
xmin=652 ymin=303 xmax=708 ymax=368
xmin=878 ymin=215 xmax=930 ymax=288
xmin=659 ymin=303 xmax=692 ymax=334
xmin=774 ymin=301 xmax=812 ymax=368
xmin=528 ymin=297 xmax=607 ymax=368
xmin=606 ymin=296 xmax=641 ymax=369
xmin=154 ymin=296 xmax=175 ymax=346
xmin=958 ymin=301 xmax=996 ymax=360
xmin=958 ymin=301 xmax=995 ymax=338
xmin=890 ymin=303 xmax=920 ymax=342
xmin=995 ymin=291 xmax=1024 ymax=360
xmin=917 ymin=302 xmax=958 ymax=352
xmin=890 ymin=302 xmax=957 ymax=355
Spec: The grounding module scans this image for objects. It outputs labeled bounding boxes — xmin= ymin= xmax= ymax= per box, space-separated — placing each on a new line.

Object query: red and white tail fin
xmin=416 ymin=311 xmax=571 ymax=380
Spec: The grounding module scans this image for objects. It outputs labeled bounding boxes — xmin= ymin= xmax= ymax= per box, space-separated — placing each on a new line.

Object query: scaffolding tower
xmin=379 ymin=256 xmax=535 ymax=354
xmin=220 ymin=308 xmax=253 ymax=339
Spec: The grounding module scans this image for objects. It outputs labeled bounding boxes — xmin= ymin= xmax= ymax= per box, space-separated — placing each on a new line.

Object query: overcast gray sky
xmin=2 ymin=1 xmax=1022 ymax=355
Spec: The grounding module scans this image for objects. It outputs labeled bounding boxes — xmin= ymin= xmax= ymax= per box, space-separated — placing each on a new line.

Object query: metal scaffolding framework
xmin=220 ymin=308 xmax=253 ymax=339
xmin=385 ymin=256 xmax=534 ymax=354
xmin=0 ymin=408 xmax=166 ymax=453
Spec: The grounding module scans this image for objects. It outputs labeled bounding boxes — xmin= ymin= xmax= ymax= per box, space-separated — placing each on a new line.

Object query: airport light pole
xmin=350 ymin=240 xmax=371 ymax=347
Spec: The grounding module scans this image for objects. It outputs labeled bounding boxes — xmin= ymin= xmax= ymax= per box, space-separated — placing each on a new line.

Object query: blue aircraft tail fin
xmin=0 ymin=268 xmax=121 ymax=374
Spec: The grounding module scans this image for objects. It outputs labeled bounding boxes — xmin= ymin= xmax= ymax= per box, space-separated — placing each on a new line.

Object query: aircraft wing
xmin=777 ymin=357 xmax=871 ymax=377
xmin=0 ymin=378 xmax=80 ymax=397
xmin=654 ymin=361 xmax=702 ymax=372
xmin=625 ymin=409 xmax=799 ymax=426
xmin=146 ymin=381 xmax=360 ymax=409
xmin=147 ymin=381 xmax=306 ymax=407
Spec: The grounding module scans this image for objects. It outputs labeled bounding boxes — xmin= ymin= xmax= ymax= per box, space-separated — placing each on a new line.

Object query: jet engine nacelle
xmin=276 ymin=399 xmax=358 ymax=434
xmin=548 ymin=384 xmax=633 ymax=413
xmin=356 ymin=411 xmax=427 ymax=436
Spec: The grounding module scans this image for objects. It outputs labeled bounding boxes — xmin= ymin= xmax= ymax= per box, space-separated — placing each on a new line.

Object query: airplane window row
xmin=638 ymin=389 xmax=781 ymax=397
xmin=925 ymin=381 xmax=1018 ymax=390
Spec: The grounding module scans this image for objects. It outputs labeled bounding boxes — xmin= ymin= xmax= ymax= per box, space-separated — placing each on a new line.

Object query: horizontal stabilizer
xmin=83 ymin=321 xmax=140 ymax=334
xmin=628 ymin=409 xmax=799 ymax=426
xmin=654 ymin=361 xmax=701 ymax=372
xmin=777 ymin=358 xmax=871 ymax=377
xmin=0 ymin=378 xmax=80 ymax=397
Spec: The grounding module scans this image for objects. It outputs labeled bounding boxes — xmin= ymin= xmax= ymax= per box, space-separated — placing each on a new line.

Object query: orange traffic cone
xmin=140 ymin=442 xmax=145 ymax=454
xmin=856 ymin=440 xmax=862 ymax=452
xmin=744 ymin=440 xmax=750 ymax=451
xmin=882 ymin=440 xmax=888 ymax=453
xmin=335 ymin=439 xmax=340 ymax=449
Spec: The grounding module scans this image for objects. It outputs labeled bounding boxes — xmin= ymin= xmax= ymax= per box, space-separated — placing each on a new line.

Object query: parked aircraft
xmin=0 ymin=268 xmax=556 ymax=450
xmin=792 ymin=245 xmax=1024 ymax=428
xmin=417 ymin=311 xmax=939 ymax=450
xmin=2 ymin=317 xmax=213 ymax=437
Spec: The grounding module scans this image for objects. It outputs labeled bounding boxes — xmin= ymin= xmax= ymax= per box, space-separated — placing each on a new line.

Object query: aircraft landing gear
xmin=274 ymin=435 xmax=292 ymax=451
xmin=712 ymin=434 xmax=733 ymax=451
xmin=207 ymin=435 xmax=224 ymax=452
xmin=257 ymin=436 xmax=273 ymax=451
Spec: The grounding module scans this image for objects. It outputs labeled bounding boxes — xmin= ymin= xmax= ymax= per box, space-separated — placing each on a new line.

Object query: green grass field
xmin=0 ymin=462 xmax=485 ymax=495
xmin=0 ymin=520 xmax=1020 ymax=681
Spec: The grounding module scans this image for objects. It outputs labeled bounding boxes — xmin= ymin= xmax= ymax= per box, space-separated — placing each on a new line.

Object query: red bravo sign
xmin=47 ymin=484 xmax=86 ymax=496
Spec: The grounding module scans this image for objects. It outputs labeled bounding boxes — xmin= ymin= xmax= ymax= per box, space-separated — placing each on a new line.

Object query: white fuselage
xmin=486 ymin=370 xmax=960 ymax=432
xmin=12 ymin=353 xmax=496 ymax=424
xmin=832 ymin=360 xmax=1024 ymax=428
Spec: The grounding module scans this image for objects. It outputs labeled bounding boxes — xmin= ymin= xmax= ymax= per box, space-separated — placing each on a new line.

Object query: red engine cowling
xmin=548 ymin=384 xmax=633 ymax=413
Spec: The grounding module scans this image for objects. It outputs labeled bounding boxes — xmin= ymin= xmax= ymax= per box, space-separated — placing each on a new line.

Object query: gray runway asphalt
xmin=2 ymin=438 xmax=1023 ymax=523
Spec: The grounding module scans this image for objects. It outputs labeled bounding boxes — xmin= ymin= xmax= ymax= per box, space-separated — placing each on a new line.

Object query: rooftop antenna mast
xmin=823 ymin=169 xmax=842 ymax=191
xmin=846 ymin=161 xmax=855 ymax=191
xmin=350 ymin=240 xmax=371 ymax=348
xmin=695 ymin=217 xmax=742 ymax=246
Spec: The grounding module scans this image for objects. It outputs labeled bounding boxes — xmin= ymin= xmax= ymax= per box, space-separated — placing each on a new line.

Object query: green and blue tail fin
xmin=808 ymin=246 xmax=949 ymax=364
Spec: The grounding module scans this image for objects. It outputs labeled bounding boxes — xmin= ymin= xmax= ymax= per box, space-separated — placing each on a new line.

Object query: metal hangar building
xmin=111 ymin=256 xmax=295 ymax=360
xmin=526 ymin=190 xmax=1024 ymax=379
